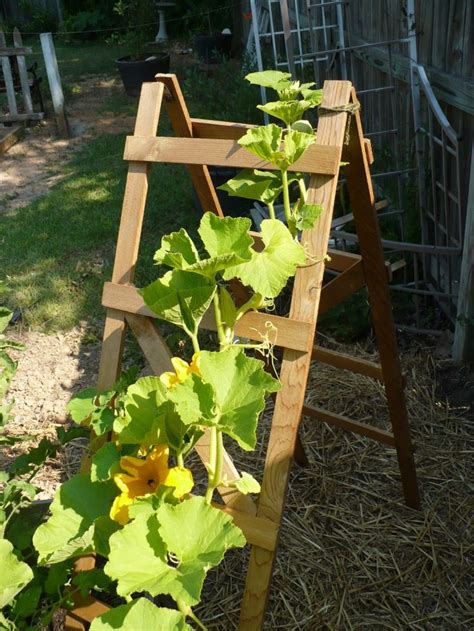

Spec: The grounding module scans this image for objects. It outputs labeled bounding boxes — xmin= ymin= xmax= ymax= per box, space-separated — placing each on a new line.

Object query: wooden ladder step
xmin=312 ymin=346 xmax=384 ymax=381
xmin=124 ymin=136 xmax=340 ymax=175
xmin=102 ymin=282 xmax=315 ymax=353
xmin=302 ymin=404 xmax=395 ymax=446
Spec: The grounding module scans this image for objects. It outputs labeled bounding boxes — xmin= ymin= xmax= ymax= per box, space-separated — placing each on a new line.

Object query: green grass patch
xmin=0 ymin=131 xmax=199 ymax=331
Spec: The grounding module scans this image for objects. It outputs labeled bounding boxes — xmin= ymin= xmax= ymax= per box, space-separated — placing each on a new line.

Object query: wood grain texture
xmin=343 ymin=88 xmax=420 ymax=509
xmin=312 ymin=345 xmax=384 ymax=381
xmin=12 ymin=28 xmax=33 ymax=114
xmin=97 ymin=82 xmax=164 ymax=392
xmin=217 ymin=505 xmax=279 ymax=551
xmin=101 ymin=282 xmax=314 ymax=353
xmin=240 ymin=80 xmax=353 ymax=630
xmin=302 ymin=404 xmax=395 ymax=446
xmin=192 ymin=117 xmax=255 ymax=140
xmin=124 ymin=136 xmax=341 ymax=175
xmin=318 ymin=260 xmax=366 ymax=315
xmin=156 ymin=74 xmax=223 ymax=216
xmin=0 ymin=31 xmax=17 ymax=115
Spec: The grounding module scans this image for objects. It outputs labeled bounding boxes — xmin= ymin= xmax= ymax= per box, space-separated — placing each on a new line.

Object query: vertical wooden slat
xmin=343 ymin=88 xmax=420 ymax=509
xmin=97 ymin=81 xmax=164 ymax=391
xmin=0 ymin=30 xmax=18 ymax=116
xmin=12 ymin=28 xmax=33 ymax=114
xmin=239 ymin=80 xmax=352 ymax=630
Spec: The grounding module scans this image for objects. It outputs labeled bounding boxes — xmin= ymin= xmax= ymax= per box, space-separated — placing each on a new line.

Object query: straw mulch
xmin=195 ymin=340 xmax=473 ymax=630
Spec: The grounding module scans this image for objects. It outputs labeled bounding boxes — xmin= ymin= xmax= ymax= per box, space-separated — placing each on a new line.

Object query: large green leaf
xmin=0 ymin=539 xmax=33 ymax=608
xmin=224 ymin=219 xmax=306 ymax=298
xmin=157 ymin=495 xmax=245 ymax=572
xmin=258 ymin=99 xmax=315 ymax=125
xmin=67 ymin=388 xmax=115 ymax=435
xmin=238 ymin=124 xmax=282 ymax=164
xmin=218 ymin=169 xmax=284 ymax=204
xmin=90 ymin=598 xmax=192 ymax=631
xmin=153 ymin=228 xmax=200 ymax=270
xmin=198 ymin=212 xmax=253 ymax=260
xmin=283 ymin=128 xmax=316 ymax=166
xmin=115 ymin=377 xmax=187 ymax=452
xmin=33 ymin=475 xmax=116 ymax=564
xmin=91 ymin=443 xmax=121 ymax=482
xmin=140 ymin=270 xmax=216 ymax=337
xmin=245 ymin=70 xmax=292 ymax=92
xmin=168 ymin=373 xmax=216 ymax=427
xmin=105 ymin=498 xmax=245 ymax=606
xmin=199 ymin=348 xmax=280 ymax=450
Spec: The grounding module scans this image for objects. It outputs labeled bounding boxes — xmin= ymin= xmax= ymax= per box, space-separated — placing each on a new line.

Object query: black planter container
xmin=116 ymin=53 xmax=170 ymax=97
xmin=194 ymin=33 xmax=232 ymax=64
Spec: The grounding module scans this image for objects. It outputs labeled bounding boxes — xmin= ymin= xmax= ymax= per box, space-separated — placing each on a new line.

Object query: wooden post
xmin=453 ymin=145 xmax=474 ymax=360
xmin=0 ymin=30 xmax=18 ymax=117
xmin=40 ymin=32 xmax=70 ymax=138
xmin=12 ymin=28 xmax=33 ymax=115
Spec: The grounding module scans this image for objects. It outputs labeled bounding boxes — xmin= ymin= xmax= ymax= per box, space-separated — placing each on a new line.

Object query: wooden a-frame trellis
xmin=66 ymin=74 xmax=420 ymax=630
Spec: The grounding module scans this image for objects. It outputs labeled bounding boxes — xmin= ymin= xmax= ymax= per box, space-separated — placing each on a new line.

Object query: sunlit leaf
xmin=224 ymin=219 xmax=306 ymax=298
xmin=258 ymin=99 xmax=314 ymax=125
xmin=33 ymin=475 xmax=116 ymax=564
xmin=218 ymin=169 xmax=284 ymax=204
xmin=232 ymin=472 xmax=261 ymax=495
xmin=153 ymin=228 xmax=200 ymax=270
xmin=238 ymin=124 xmax=282 ymax=164
xmin=141 ymin=270 xmax=216 ymax=337
xmin=91 ymin=443 xmax=121 ymax=482
xmin=90 ymin=598 xmax=192 ymax=631
xmin=199 ymin=348 xmax=280 ymax=450
xmin=0 ymin=539 xmax=33 ymax=608
xmin=168 ymin=373 xmax=216 ymax=427
xmin=245 ymin=70 xmax=292 ymax=91
xmin=105 ymin=498 xmax=245 ymax=606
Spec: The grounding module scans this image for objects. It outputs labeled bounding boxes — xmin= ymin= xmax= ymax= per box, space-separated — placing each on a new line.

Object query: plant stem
xmin=177 ymin=452 xmax=184 ymax=467
xmin=213 ymin=292 xmax=226 ymax=347
xmin=267 ymin=200 xmax=276 ymax=219
xmin=177 ymin=599 xmax=208 ymax=631
xmin=281 ymin=169 xmax=293 ymax=229
xmin=298 ymin=177 xmax=307 ymax=203
xmin=190 ymin=333 xmax=201 ymax=354
xmin=205 ymin=426 xmax=217 ymax=504
xmin=204 ymin=426 xmax=224 ymax=504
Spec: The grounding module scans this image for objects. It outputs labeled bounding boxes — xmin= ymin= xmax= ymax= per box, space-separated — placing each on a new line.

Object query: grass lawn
xmin=1 ymin=41 xmax=261 ymax=332
xmin=1 ymin=131 xmax=198 ymax=330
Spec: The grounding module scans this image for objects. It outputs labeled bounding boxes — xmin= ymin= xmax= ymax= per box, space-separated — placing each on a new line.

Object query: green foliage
xmin=0 ymin=539 xmax=33 ymax=608
xmin=33 ymin=475 xmax=117 ymax=564
xmin=105 ymin=497 xmax=245 ymax=605
xmin=90 ymin=598 xmax=192 ymax=631
xmin=224 ymin=219 xmax=306 ymax=298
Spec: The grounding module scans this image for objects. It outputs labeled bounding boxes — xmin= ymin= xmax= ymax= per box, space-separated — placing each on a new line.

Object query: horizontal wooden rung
xmin=0 ymin=112 xmax=43 ymax=122
xmin=217 ymin=504 xmax=279 ymax=551
xmin=0 ymin=46 xmax=32 ymax=56
xmin=191 ymin=117 xmax=255 ymax=140
xmin=302 ymin=404 xmax=395 ymax=446
xmin=102 ymin=283 xmax=314 ymax=353
xmin=312 ymin=346 xmax=384 ymax=381
xmin=124 ymin=136 xmax=341 ymax=175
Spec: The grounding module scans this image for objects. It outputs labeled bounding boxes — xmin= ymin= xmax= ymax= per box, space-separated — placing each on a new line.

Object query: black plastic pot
xmin=116 ymin=53 xmax=170 ymax=97
xmin=194 ymin=33 xmax=232 ymax=64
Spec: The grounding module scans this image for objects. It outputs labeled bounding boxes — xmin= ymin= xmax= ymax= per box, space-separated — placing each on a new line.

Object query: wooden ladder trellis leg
xmin=342 ymin=91 xmax=420 ymax=509
xmin=239 ymin=81 xmax=353 ymax=630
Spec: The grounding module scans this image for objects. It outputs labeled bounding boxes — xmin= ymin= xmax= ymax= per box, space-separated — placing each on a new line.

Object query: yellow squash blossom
xmin=160 ymin=352 xmax=201 ymax=388
xmin=110 ymin=444 xmax=194 ymax=525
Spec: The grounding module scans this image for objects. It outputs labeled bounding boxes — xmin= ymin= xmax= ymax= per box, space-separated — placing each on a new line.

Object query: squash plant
xmin=28 ymin=70 xmax=324 ymax=630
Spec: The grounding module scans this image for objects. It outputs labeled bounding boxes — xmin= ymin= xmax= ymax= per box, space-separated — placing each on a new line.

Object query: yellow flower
xmin=110 ymin=445 xmax=194 ymax=525
xmin=160 ymin=353 xmax=201 ymax=388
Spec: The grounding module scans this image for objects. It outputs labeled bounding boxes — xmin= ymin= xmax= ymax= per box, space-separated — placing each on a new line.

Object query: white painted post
xmin=40 ymin=32 xmax=70 ymax=138
xmin=453 ymin=145 xmax=474 ymax=361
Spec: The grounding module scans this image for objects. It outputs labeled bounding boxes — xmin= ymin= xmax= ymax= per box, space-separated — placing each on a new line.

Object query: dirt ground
xmin=0 ymin=77 xmax=135 ymax=214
